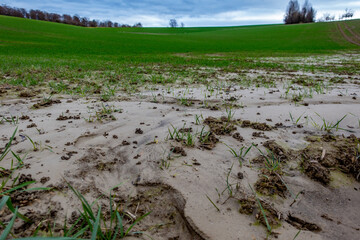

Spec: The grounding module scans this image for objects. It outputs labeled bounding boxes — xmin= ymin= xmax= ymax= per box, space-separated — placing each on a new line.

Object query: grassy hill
xmin=0 ymin=15 xmax=359 ymax=89
xmin=0 ymin=15 xmax=358 ymax=57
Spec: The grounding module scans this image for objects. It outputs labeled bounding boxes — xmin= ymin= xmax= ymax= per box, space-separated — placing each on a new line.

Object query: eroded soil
xmin=1 ymin=54 xmax=360 ymax=239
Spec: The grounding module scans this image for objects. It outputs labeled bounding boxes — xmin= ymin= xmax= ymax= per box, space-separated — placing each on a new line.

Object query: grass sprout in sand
xmin=311 ymin=113 xmax=347 ymax=132
xmin=225 ymin=143 xmax=252 ymax=167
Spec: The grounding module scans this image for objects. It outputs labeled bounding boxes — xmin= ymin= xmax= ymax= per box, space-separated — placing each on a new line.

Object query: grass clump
xmin=311 ymin=113 xmax=347 ymax=132
xmin=60 ymin=183 xmax=151 ymax=239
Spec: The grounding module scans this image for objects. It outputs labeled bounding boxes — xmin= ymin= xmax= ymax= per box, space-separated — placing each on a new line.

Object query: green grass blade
xmin=91 ymin=206 xmax=101 ymax=240
xmin=0 ymin=127 xmax=18 ymax=161
xmin=249 ymin=185 xmax=271 ymax=233
xmin=0 ymin=207 xmax=18 ymax=240
xmin=2 ymin=180 xmax=36 ymax=195
xmin=5 ymin=197 xmax=30 ymax=222
xmin=72 ymin=226 xmax=89 ymax=238
xmin=125 ymin=211 xmax=151 ymax=236
xmin=205 ymin=195 xmax=220 ymax=212
xmin=0 ymin=196 xmax=10 ymax=210
xmin=293 ymin=230 xmax=301 ymax=240
xmin=116 ymin=211 xmax=124 ymax=237
xmin=16 ymin=238 xmax=85 ymax=240
xmin=23 ymin=187 xmax=53 ymax=192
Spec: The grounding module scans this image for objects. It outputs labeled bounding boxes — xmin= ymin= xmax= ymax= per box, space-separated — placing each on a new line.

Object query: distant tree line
xmin=318 ymin=9 xmax=355 ymax=22
xmin=340 ymin=9 xmax=355 ymax=20
xmin=284 ymin=0 xmax=316 ymax=24
xmin=0 ymin=4 xmax=142 ymax=28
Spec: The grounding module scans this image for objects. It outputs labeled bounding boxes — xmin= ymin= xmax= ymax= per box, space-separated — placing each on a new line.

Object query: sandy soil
xmin=1 ymin=56 xmax=360 ymax=239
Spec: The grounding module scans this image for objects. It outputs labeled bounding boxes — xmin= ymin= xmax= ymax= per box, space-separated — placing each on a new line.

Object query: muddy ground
xmin=1 ymin=54 xmax=360 ymax=239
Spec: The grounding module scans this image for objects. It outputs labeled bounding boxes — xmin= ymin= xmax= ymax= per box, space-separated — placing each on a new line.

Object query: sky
xmin=2 ymin=0 xmax=360 ymax=27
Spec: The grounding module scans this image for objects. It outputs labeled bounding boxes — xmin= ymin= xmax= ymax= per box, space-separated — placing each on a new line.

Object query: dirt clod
xmin=232 ymin=132 xmax=244 ymax=142
xmin=204 ymin=116 xmax=236 ymax=135
xmin=301 ymin=158 xmax=331 ymax=185
xmin=255 ymin=170 xmax=287 ymax=198
xmin=135 ymin=128 xmax=143 ymax=134
xmin=286 ymin=214 xmax=322 ymax=232
xmin=171 ymin=146 xmax=187 ymax=156
xmin=241 ymin=120 xmax=272 ymax=131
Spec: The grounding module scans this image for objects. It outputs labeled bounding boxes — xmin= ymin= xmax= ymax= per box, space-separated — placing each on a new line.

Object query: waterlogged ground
xmin=1 ymin=53 xmax=360 ymax=239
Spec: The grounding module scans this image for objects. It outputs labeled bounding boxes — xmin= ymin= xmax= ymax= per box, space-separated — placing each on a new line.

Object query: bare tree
xmin=320 ymin=13 xmax=335 ymax=22
xmin=304 ymin=2 xmax=316 ymax=23
xmin=169 ymin=19 xmax=178 ymax=28
xmin=284 ymin=0 xmax=315 ymax=24
xmin=133 ymin=22 xmax=142 ymax=28
xmin=284 ymin=0 xmax=300 ymax=24
xmin=342 ymin=9 xmax=355 ymax=20
xmin=181 ymin=22 xmax=184 ymax=27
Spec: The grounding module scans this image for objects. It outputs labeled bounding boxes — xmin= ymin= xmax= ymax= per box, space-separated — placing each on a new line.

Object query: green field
xmin=0 ymin=15 xmax=359 ymax=94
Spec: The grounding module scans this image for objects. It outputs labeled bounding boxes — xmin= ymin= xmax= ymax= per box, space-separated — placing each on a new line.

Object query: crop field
xmin=0 ymin=15 xmax=360 ymax=240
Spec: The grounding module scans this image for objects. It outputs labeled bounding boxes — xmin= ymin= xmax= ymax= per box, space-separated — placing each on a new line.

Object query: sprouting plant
xmin=160 ymin=157 xmax=171 ymax=170
xmin=100 ymin=92 xmax=111 ymax=102
xmin=249 ymin=184 xmax=272 ymax=234
xmin=194 ymin=114 xmax=203 ymax=125
xmin=225 ymin=107 xmax=235 ymax=122
xmin=224 ymin=143 xmax=252 ymax=167
xmin=24 ymin=135 xmax=39 ymax=151
xmin=206 ymin=195 xmax=220 ymax=212
xmin=1 ymin=127 xmax=19 ymax=164
xmin=293 ymin=230 xmax=301 ymax=240
xmin=311 ymin=113 xmax=347 ymax=132
xmin=289 ymin=112 xmax=305 ymax=125
xmin=355 ymin=144 xmax=360 ymax=180
xmin=225 ymin=163 xmax=234 ymax=197
xmin=178 ymin=96 xmax=192 ymax=106
xmin=198 ymin=126 xmax=210 ymax=143
xmin=252 ymin=144 xmax=280 ymax=172
xmin=42 ymin=93 xmax=53 ymax=103
xmin=167 ymin=125 xmax=183 ymax=142
xmin=60 ymin=182 xmax=151 ymax=239
xmin=151 ymin=93 xmax=158 ymax=103
xmin=184 ymin=132 xmax=195 ymax=147
xmin=1 ymin=115 xmax=19 ymax=125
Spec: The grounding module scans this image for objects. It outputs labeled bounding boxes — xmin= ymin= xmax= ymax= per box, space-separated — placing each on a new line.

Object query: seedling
xmin=184 ymin=132 xmax=195 ymax=147
xmin=289 ymin=112 xmax=305 ymax=125
xmin=24 ymin=135 xmax=39 ymax=151
xmin=206 ymin=195 xmax=220 ymax=212
xmin=1 ymin=116 xmax=19 ymax=125
xmin=61 ymin=182 xmax=151 ymax=239
xmin=194 ymin=114 xmax=203 ymax=125
xmin=252 ymin=144 xmax=280 ymax=172
xmin=225 ymin=107 xmax=235 ymax=122
xmin=225 ymin=143 xmax=252 ymax=167
xmin=249 ymin=184 xmax=272 ymax=234
xmin=198 ymin=126 xmax=210 ymax=143
xmin=311 ymin=113 xmax=347 ymax=132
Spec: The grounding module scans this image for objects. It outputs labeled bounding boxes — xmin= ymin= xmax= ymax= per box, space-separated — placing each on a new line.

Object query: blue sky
xmin=2 ymin=0 xmax=360 ymax=26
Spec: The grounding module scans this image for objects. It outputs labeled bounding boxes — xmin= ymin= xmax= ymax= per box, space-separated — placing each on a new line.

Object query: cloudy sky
xmin=2 ymin=0 xmax=360 ymax=27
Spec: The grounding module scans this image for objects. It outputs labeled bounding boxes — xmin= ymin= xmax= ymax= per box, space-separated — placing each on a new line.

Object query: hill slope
xmin=0 ymin=16 xmax=359 ymax=86
xmin=0 ymin=16 xmax=359 ymax=58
